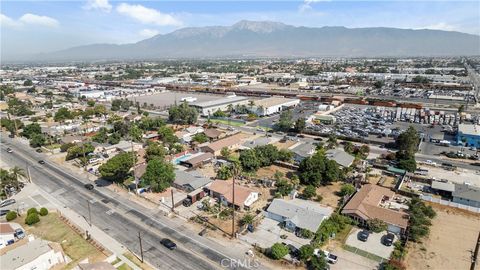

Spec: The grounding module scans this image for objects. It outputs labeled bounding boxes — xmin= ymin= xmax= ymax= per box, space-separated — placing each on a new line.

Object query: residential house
xmin=200 ymin=133 xmax=244 ymax=156
xmin=265 ymin=199 xmax=333 ymax=233
xmin=0 ymin=238 xmax=66 ymax=270
xmin=341 ymin=184 xmax=409 ymax=234
xmin=290 ymin=142 xmax=316 ymax=163
xmin=173 ymin=170 xmax=212 ymax=192
xmin=0 ymin=223 xmax=15 ymax=250
xmin=326 ymin=149 xmax=355 ymax=168
xmin=208 ymin=180 xmax=258 ymax=210
xmin=179 ymin=152 xmax=214 ymax=168
xmin=203 ymin=129 xmax=223 ymax=141
xmin=241 ymin=136 xmax=275 ymax=149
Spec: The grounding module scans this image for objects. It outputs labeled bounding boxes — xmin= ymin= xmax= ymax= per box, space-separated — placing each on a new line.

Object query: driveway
xmin=239 ymin=218 xmax=310 ymax=249
xmin=330 ymin=247 xmax=380 ymax=270
xmin=345 ymin=228 xmax=395 ymax=260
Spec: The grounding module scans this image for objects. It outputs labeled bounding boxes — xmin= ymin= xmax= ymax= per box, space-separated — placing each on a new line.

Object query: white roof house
xmin=266 ymin=199 xmax=333 ymax=232
xmin=0 ymin=238 xmax=66 ymax=270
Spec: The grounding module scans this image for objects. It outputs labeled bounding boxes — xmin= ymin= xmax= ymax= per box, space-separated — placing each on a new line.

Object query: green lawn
xmin=117 ymin=263 xmax=133 ymax=270
xmin=210 ymin=119 xmax=245 ymax=127
xmin=18 ymin=213 xmax=105 ymax=268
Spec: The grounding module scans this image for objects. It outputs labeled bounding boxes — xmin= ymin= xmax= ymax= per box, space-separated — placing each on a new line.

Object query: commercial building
xmin=341 ymin=184 xmax=409 ymax=234
xmin=452 ymin=183 xmax=480 ymax=208
xmin=456 ymin=124 xmax=480 ymax=148
xmin=250 ymin=97 xmax=300 ymax=116
xmin=190 ymin=95 xmax=249 ymax=116
xmin=265 ymin=199 xmax=333 ymax=232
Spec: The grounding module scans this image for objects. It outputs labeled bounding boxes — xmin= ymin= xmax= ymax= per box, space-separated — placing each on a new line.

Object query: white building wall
xmin=17 ymin=250 xmax=65 ymax=270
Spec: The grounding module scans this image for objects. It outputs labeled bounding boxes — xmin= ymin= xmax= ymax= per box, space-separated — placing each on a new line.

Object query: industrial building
xmin=250 ymin=97 xmax=300 ymax=116
xmin=456 ymin=124 xmax=480 ymax=148
xmin=190 ymin=95 xmax=249 ymax=116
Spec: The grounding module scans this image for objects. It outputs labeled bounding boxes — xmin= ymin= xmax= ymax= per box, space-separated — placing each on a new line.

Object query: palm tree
xmin=9 ymin=166 xmax=26 ymax=190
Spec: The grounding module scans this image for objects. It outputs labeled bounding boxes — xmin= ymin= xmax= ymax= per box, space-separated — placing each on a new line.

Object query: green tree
xmin=6 ymin=211 xmax=17 ymax=221
xmin=276 ymin=110 xmax=293 ymax=131
xmin=276 ymin=179 xmax=293 ymax=196
xmin=108 ymin=132 xmax=121 ymax=145
xmin=39 ymin=207 xmax=48 ymax=216
xmin=373 ymin=80 xmax=384 ymax=89
xmin=298 ymin=244 xmax=314 ymax=262
xmin=295 ymin=117 xmax=306 ymax=133
xmin=25 ymin=213 xmax=40 ymax=225
xmin=99 ymin=152 xmax=135 ymax=182
xmin=309 ymin=253 xmax=328 ymax=270
xmin=343 ymin=142 xmax=354 ymax=154
xmin=213 ymin=109 xmax=227 ymax=117
xmin=168 ymin=101 xmax=198 ymax=125
xmin=216 ymin=165 xmax=233 ymax=180
xmin=239 ymin=214 xmax=254 ymax=226
xmin=339 ymin=183 xmax=356 ymax=196
xmin=192 ymin=133 xmax=208 ymax=143
xmin=23 ymin=79 xmax=33 ymax=86
xmin=145 ymin=142 xmax=167 ymax=161
xmin=408 ymin=197 xmax=436 ymax=242
xmin=239 ymin=149 xmax=260 ymax=172
xmin=269 ymin=243 xmax=289 ymax=260
xmin=141 ymin=159 xmax=175 ymax=192
xmin=367 ymin=218 xmax=388 ymax=233
xmin=220 ymin=147 xmax=231 ymax=159
xmin=158 ymin=126 xmax=178 ymax=146
xmin=397 ymin=158 xmax=417 ymax=172
xmin=302 ymin=185 xmax=317 ymax=199
xmin=129 ymin=124 xmax=143 ymax=142
xmin=299 ymin=151 xmax=342 ymax=187
xmin=27 ymin=208 xmax=38 ymax=215
xmin=21 ymin=123 xmax=41 ymax=139
xmin=87 ymin=100 xmax=95 ymax=107
xmin=277 ymin=149 xmax=293 ymax=162
xmin=396 ymin=126 xmax=419 ymax=157
xmin=66 ymin=143 xmax=94 ymax=160
xmin=29 ymin=134 xmax=46 ymax=147
xmin=92 ymin=128 xmax=109 ymax=143
xmin=54 ymin=107 xmax=73 ymax=122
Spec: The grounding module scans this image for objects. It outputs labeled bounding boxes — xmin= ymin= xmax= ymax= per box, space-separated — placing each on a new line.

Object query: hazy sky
xmin=1 ymin=0 xmax=479 ymax=56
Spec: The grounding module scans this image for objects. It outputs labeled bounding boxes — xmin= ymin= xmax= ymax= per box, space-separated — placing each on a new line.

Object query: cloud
xmin=139 ymin=29 xmax=160 ymax=38
xmin=116 ymin=3 xmax=182 ymax=26
xmin=1 ymin=13 xmax=59 ymax=28
xmin=0 ymin=13 xmax=20 ymax=27
xmin=299 ymin=0 xmax=330 ymax=13
xmin=83 ymin=0 xmax=112 ymax=13
xmin=421 ymin=22 xmax=456 ymax=32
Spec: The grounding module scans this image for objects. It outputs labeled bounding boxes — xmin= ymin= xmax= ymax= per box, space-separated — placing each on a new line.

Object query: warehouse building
xmin=190 ymin=95 xmax=249 ymax=116
xmin=251 ymin=97 xmax=300 ymax=116
xmin=456 ymin=124 xmax=480 ymax=148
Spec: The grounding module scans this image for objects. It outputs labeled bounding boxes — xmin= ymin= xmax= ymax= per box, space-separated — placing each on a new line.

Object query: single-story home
xmin=200 ymin=133 xmax=244 ymax=156
xmin=341 ymin=184 xmax=409 ymax=234
xmin=179 ymin=152 xmax=214 ymax=168
xmin=0 ymin=223 xmax=15 ymax=250
xmin=173 ymin=170 xmax=212 ymax=192
xmin=208 ymin=180 xmax=258 ymax=210
xmin=0 ymin=238 xmax=66 ymax=270
xmin=265 ymin=199 xmax=333 ymax=233
xmin=241 ymin=136 xmax=274 ymax=149
xmin=325 ymin=149 xmax=355 ymax=168
xmin=290 ymin=142 xmax=316 ymax=163
xmin=204 ymin=128 xmax=223 ymax=140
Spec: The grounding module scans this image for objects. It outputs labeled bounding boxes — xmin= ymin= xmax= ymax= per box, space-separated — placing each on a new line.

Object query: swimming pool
xmin=173 ymin=154 xmax=193 ymax=165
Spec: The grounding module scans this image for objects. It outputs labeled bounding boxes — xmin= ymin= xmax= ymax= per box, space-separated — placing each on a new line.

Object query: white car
xmin=313 ymin=249 xmax=338 ymax=264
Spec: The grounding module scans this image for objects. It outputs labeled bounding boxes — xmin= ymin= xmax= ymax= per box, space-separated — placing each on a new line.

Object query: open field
xmin=405 ymin=203 xmax=480 ymax=270
xmin=18 ymin=212 xmax=106 ymax=268
xmin=315 ymin=181 xmax=342 ymax=208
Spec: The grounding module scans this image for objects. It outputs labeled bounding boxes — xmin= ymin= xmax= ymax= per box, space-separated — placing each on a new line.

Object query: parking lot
xmin=345 ymin=228 xmax=395 ymax=260
xmin=239 ymin=218 xmax=310 ymax=249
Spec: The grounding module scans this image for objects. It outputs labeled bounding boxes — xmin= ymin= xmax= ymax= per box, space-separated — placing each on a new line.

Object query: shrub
xmin=298 ymin=228 xmax=314 ymax=239
xmin=27 ymin=208 xmax=38 ymax=215
xmin=302 ymin=185 xmax=317 ymax=199
xmin=298 ymin=244 xmax=314 ymax=262
xmin=367 ymin=218 xmax=388 ymax=233
xmin=269 ymin=243 xmax=289 ymax=260
xmin=6 ymin=211 xmax=17 ymax=221
xmin=316 ymin=194 xmax=323 ymax=202
xmin=25 ymin=213 xmax=40 ymax=225
xmin=39 ymin=207 xmax=48 ymax=216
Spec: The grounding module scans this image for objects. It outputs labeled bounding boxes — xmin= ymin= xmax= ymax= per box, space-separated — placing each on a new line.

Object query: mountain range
xmin=10 ymin=20 xmax=480 ymax=61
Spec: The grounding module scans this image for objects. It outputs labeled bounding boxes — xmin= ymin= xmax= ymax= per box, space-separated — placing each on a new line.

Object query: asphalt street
xmin=1 ymin=135 xmax=258 ymax=270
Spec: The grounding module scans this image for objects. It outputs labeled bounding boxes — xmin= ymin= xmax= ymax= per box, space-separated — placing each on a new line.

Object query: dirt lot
xmin=405 ymin=203 xmax=480 ymax=270
xmin=315 ymin=181 xmax=342 ymax=208
xmin=256 ymin=165 xmax=296 ymax=179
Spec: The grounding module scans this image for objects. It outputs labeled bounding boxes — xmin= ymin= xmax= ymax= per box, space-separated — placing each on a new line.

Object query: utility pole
xmin=471 ymin=231 xmax=480 ymax=270
xmin=138 ymin=231 xmax=144 ymax=263
xmin=231 ymin=165 xmax=238 ymax=239
xmin=131 ymin=141 xmax=138 ymax=193
xmin=170 ymin=188 xmax=175 ymax=212
xmin=26 ymin=162 xmax=32 ymax=183
xmin=87 ymin=199 xmax=92 ymax=227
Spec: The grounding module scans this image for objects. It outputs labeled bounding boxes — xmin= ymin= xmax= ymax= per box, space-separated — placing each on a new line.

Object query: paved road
xmin=1 ymin=136 xmax=258 ymax=270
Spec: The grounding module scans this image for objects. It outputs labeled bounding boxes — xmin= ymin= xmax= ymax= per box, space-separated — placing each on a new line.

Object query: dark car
xmin=0 ymin=209 xmax=9 ymax=216
xmin=84 ymin=184 xmax=94 ymax=190
xmin=0 ymin=199 xmax=16 ymax=208
xmin=182 ymin=198 xmax=192 ymax=207
xmin=383 ymin=232 xmax=395 ymax=246
xmin=160 ymin=238 xmax=177 ymax=250
xmin=286 ymin=244 xmax=300 ymax=258
xmin=358 ymin=230 xmax=370 ymax=242
xmin=6 ymin=148 xmax=13 ymax=153
xmin=38 ymin=160 xmax=45 ymax=164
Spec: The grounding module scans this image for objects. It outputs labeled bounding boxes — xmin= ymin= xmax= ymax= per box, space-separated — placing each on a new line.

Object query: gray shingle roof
xmin=174 ymin=170 xmax=212 ymax=190
xmin=266 ymin=199 xmax=333 ymax=232
xmin=326 ymin=149 xmax=355 ymax=167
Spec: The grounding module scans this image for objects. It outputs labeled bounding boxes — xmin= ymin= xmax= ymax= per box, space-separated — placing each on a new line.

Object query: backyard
xmin=404 ymin=203 xmax=480 ymax=270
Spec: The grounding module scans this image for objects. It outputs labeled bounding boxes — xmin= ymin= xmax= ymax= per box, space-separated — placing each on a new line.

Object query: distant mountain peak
xmin=231 ymin=20 xmax=289 ymax=33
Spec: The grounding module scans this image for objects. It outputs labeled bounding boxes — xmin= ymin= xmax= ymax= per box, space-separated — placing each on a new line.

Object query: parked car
xmin=182 ymin=198 xmax=192 ymax=207
xmin=36 ymin=149 xmax=43 ymax=153
xmin=0 ymin=199 xmax=16 ymax=208
xmin=84 ymin=184 xmax=94 ymax=190
xmin=382 ymin=232 xmax=395 ymax=246
xmin=38 ymin=160 xmax=45 ymax=164
xmin=160 ymin=238 xmax=177 ymax=250
xmin=358 ymin=230 xmax=370 ymax=242
xmin=324 ymin=251 xmax=338 ymax=264
xmin=14 ymin=229 xmax=25 ymax=239
xmin=6 ymin=148 xmax=13 ymax=153
xmin=0 ymin=209 xmax=9 ymax=216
